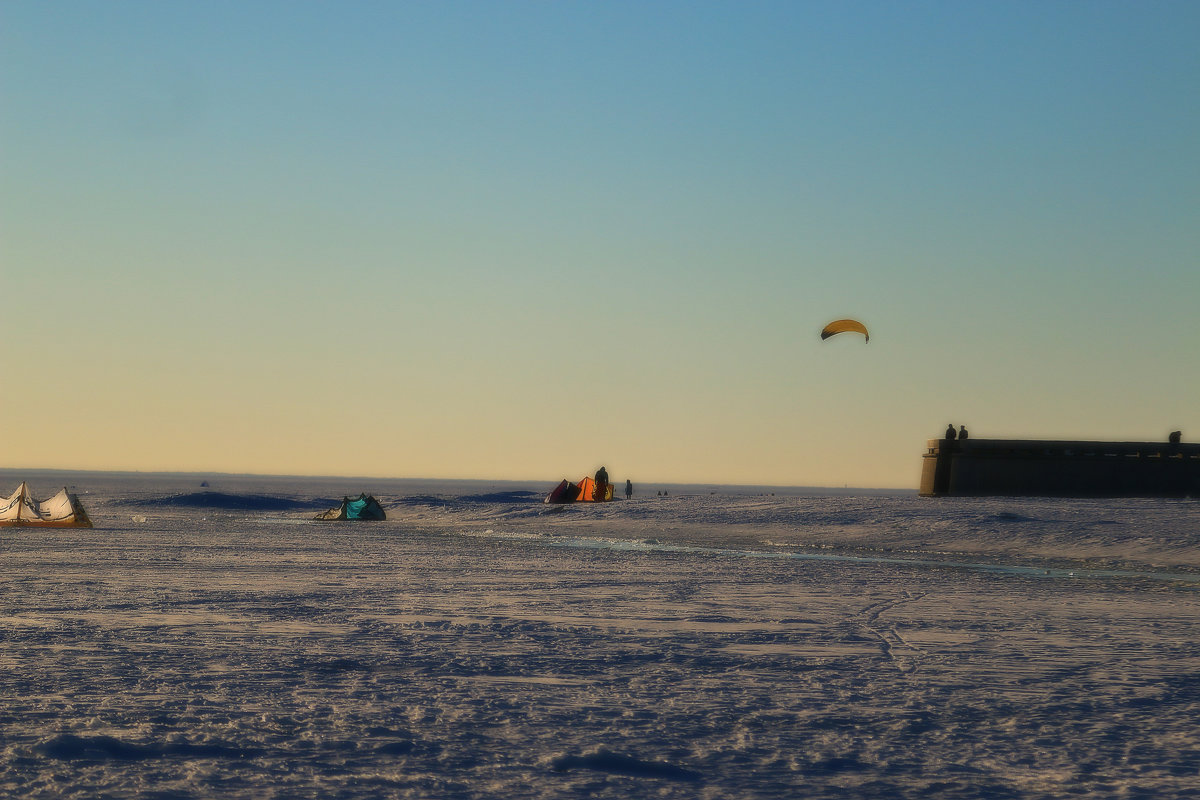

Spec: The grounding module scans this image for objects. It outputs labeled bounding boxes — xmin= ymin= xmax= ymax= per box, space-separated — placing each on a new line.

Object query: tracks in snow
xmin=857 ymin=591 xmax=927 ymax=673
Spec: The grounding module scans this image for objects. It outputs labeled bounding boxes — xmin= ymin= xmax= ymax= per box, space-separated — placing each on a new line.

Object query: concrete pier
xmin=920 ymin=438 xmax=1200 ymax=498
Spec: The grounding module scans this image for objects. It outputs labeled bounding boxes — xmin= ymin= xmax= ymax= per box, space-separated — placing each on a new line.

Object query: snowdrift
xmin=129 ymin=491 xmax=331 ymax=512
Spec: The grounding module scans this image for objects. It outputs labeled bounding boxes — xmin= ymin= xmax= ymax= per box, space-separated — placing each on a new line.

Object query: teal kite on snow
xmin=314 ymin=493 xmax=386 ymax=521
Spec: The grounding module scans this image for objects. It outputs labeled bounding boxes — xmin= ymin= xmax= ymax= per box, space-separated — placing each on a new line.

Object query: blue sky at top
xmin=3 ymin=1 xmax=1197 ymax=485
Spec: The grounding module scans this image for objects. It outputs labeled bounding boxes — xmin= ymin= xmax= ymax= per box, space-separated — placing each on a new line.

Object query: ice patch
xmin=533 ymin=533 xmax=1200 ymax=585
xmin=991 ymin=511 xmax=1040 ymax=523
xmin=36 ymin=733 xmax=260 ymax=761
xmin=550 ymin=747 xmax=700 ymax=781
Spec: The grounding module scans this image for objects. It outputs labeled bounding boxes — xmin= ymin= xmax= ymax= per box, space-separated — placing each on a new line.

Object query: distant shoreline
xmin=0 ymin=467 xmax=914 ymax=497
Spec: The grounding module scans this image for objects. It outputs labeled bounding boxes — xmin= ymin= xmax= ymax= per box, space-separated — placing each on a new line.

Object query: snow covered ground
xmin=2 ymin=471 xmax=1199 ymax=798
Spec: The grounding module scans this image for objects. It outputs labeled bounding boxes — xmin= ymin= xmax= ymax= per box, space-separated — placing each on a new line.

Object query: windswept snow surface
xmin=3 ymin=471 xmax=1200 ymax=799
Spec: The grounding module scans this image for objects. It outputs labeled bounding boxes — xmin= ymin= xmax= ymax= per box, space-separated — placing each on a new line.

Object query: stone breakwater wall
xmin=920 ymin=439 xmax=1200 ymax=497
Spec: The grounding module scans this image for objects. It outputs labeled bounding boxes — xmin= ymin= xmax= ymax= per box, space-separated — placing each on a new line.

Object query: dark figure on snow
xmin=625 ymin=479 xmax=633 ymax=500
xmin=594 ymin=466 xmax=609 ymax=499
xmin=945 ymin=424 xmax=957 ymax=440
xmin=959 ymin=425 xmax=969 ymax=440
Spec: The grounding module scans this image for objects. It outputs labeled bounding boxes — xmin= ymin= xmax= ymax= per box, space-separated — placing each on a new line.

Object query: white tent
xmin=0 ymin=482 xmax=93 ymax=527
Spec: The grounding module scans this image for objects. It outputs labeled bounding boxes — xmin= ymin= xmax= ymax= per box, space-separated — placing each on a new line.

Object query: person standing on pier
xmin=945 ymin=424 xmax=957 ymax=440
xmin=959 ymin=425 xmax=969 ymax=440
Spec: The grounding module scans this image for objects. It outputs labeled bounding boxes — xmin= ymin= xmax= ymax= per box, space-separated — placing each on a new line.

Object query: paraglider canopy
xmin=820 ymin=319 xmax=869 ymax=343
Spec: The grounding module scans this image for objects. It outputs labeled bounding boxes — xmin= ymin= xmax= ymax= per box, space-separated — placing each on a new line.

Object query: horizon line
xmin=0 ymin=465 xmax=914 ymax=494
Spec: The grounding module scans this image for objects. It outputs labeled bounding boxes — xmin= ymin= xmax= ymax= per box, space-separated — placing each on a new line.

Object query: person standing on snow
xmin=594 ymin=466 xmax=609 ymax=501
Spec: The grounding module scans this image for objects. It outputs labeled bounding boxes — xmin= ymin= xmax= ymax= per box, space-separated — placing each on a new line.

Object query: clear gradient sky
xmin=3 ymin=1 xmax=1197 ymax=488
